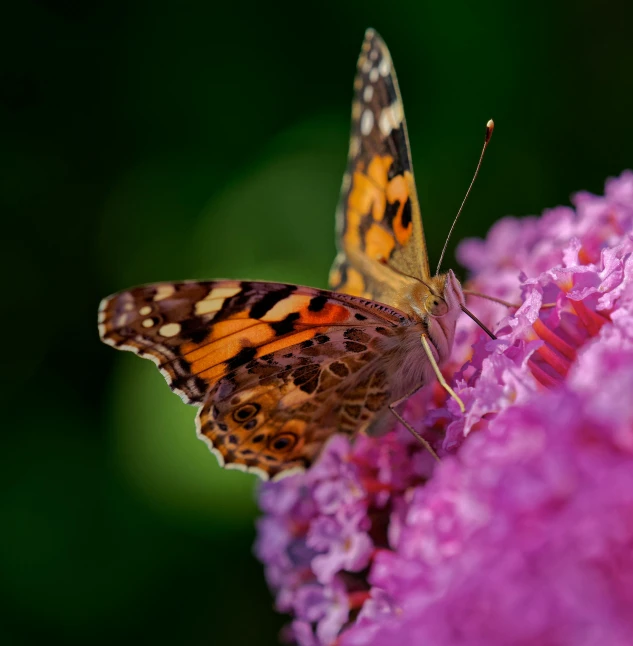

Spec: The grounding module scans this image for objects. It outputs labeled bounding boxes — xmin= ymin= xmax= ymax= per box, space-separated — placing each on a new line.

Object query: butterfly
xmin=98 ymin=29 xmax=487 ymax=480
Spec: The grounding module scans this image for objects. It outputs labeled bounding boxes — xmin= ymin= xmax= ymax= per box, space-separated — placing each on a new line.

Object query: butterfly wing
xmin=330 ymin=28 xmax=430 ymax=302
xmin=196 ymin=324 xmax=398 ymax=480
xmin=99 ymin=280 xmax=407 ymax=479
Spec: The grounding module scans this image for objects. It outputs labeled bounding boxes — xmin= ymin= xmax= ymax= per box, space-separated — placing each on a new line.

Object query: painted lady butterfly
xmin=98 ymin=29 xmax=489 ymax=480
